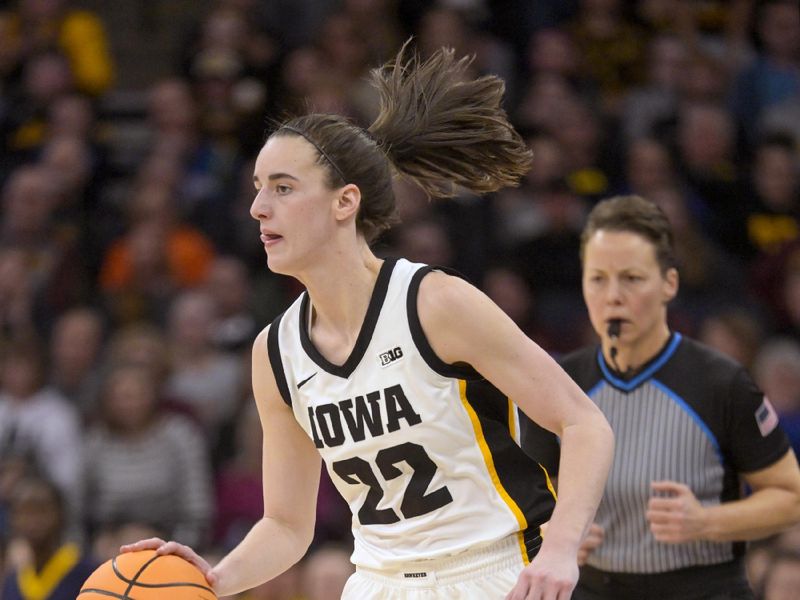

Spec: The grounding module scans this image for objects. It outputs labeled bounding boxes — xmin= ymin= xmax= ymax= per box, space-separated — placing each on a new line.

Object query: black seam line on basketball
xmin=78 ymin=589 xmax=130 ymax=599
xmin=120 ymin=580 xmax=215 ymax=590
xmin=112 ymin=555 xmax=215 ymax=595
xmin=117 ymin=553 xmax=162 ymax=597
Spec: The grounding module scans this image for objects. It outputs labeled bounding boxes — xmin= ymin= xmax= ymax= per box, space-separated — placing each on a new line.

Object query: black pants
xmin=573 ymin=561 xmax=754 ymax=600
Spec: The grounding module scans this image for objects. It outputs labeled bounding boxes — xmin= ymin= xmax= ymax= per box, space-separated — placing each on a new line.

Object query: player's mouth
xmin=260 ymin=232 xmax=283 ymax=246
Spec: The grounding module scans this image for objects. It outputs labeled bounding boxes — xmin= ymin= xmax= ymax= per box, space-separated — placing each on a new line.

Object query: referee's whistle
xmin=607 ymin=319 xmax=622 ymax=339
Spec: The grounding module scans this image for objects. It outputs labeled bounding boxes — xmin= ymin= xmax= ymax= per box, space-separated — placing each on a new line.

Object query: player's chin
xmin=265 ymin=252 xmax=292 ymax=276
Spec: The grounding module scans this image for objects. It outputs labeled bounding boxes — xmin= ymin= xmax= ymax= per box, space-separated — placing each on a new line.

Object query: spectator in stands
xmin=163 ymin=289 xmax=245 ymax=447
xmin=0 ymin=51 xmax=73 ymax=161
xmin=1 ymin=475 xmax=97 ymax=600
xmin=84 ymin=362 xmax=212 ymax=549
xmin=621 ymin=138 xmax=679 ymax=198
xmin=98 ymin=182 xmax=216 ymax=325
xmin=744 ymin=134 xmax=800 ymax=257
xmin=47 ymin=306 xmax=105 ymax=418
xmin=568 ymin=0 xmax=649 ymax=113
xmin=698 ymin=307 xmax=765 ymax=372
xmin=730 ymin=0 xmax=800 ymax=141
xmin=0 ymin=344 xmax=83 ymax=537
xmin=552 ymin=98 xmax=617 ymax=201
xmin=3 ymin=0 xmax=113 ymax=96
xmin=0 ymin=164 xmax=89 ymax=333
xmin=0 ymin=247 xmax=36 ymax=346
xmin=205 ymin=256 xmax=258 ymax=353
xmin=675 ymin=102 xmax=751 ymax=260
xmin=620 ymin=33 xmax=687 ymax=141
xmin=647 ymin=186 xmax=746 ymax=332
xmin=213 ymin=402 xmax=262 ymax=551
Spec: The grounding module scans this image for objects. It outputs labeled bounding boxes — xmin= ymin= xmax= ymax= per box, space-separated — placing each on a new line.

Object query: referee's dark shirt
xmin=522 ymin=333 xmax=790 ymax=574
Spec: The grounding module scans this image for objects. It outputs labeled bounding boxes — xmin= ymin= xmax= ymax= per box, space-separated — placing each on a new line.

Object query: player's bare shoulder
xmin=416 ymin=269 xmax=479 ymax=324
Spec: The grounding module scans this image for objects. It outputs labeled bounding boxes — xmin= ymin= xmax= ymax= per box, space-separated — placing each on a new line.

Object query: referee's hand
xmin=646 ymin=480 xmax=706 ymax=543
xmin=577 ymin=523 xmax=604 ymax=565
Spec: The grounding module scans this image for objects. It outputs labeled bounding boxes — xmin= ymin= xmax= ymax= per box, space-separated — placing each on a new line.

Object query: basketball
xmin=78 ymin=550 xmax=217 ymax=599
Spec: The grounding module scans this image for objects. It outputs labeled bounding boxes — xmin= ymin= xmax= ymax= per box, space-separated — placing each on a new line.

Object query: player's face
xmin=250 ymin=135 xmax=341 ymax=275
xmin=582 ymin=229 xmax=677 ymax=350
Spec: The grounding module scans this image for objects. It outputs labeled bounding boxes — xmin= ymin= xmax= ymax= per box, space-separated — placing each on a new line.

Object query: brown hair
xmin=270 ymin=41 xmax=532 ymax=243
xmin=580 ymin=195 xmax=677 ymax=274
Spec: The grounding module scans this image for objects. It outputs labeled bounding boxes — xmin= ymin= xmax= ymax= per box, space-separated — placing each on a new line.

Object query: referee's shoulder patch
xmin=755 ymin=397 xmax=779 ymax=437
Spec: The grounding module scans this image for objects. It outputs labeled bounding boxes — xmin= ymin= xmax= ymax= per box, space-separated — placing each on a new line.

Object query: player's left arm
xmin=417 ymin=272 xmax=614 ymax=599
xmin=647 ymin=449 xmax=800 ymax=543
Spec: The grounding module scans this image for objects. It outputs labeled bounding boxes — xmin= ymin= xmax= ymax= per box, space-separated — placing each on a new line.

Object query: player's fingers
xmin=505 ymin=581 xmax=527 ymax=600
xmin=119 ymin=537 xmax=167 ymax=553
xmin=557 ymin=585 xmax=575 ymax=600
xmin=157 ymin=541 xmax=199 ymax=562
xmin=525 ymin=582 xmax=543 ymax=600
xmin=158 ymin=542 xmax=215 ymax=578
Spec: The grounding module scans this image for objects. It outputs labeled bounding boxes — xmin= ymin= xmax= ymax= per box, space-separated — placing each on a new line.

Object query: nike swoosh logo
xmin=297 ymin=372 xmax=317 ymax=389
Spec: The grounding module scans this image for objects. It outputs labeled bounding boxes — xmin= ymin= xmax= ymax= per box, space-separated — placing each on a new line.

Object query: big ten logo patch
xmin=379 ymin=346 xmax=403 ymax=367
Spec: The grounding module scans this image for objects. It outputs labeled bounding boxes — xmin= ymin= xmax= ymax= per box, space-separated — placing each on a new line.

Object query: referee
xmin=523 ymin=195 xmax=800 ymax=600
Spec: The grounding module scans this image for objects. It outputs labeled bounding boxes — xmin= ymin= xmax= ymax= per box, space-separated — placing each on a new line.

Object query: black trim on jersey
xmin=407 ymin=266 xmax=481 ymax=380
xmin=267 ymin=312 xmax=292 ymax=407
xmin=463 ymin=379 xmax=556 ymax=532
xmin=523 ymin=527 xmax=543 ymax=563
xmin=299 ymin=258 xmax=397 ymax=378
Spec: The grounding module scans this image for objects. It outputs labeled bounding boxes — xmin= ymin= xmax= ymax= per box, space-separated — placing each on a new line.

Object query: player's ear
xmin=333 ymin=183 xmax=361 ymax=223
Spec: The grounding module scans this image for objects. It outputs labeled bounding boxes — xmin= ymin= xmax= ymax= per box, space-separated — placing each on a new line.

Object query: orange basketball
xmin=78 ymin=550 xmax=217 ymax=599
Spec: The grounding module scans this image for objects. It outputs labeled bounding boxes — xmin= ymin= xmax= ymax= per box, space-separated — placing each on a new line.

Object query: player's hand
xmin=577 ymin=523 xmax=604 ymax=565
xmin=505 ymin=548 xmax=578 ymax=600
xmin=646 ymin=481 xmax=707 ymax=543
xmin=120 ymin=538 xmax=219 ymax=587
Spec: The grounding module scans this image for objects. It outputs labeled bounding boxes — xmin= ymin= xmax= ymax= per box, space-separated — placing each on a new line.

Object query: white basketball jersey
xmin=267 ymin=258 xmax=555 ymax=569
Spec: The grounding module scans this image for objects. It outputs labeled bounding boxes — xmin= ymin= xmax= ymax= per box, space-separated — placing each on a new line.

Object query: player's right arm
xmin=122 ymin=326 xmax=322 ymax=596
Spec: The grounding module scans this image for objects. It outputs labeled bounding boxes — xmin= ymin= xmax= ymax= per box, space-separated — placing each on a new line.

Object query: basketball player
xmin=122 ymin=43 xmax=614 ymax=599
xmin=523 ymin=196 xmax=800 ymax=599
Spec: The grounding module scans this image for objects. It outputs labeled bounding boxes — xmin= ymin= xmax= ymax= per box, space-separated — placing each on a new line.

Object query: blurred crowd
xmin=0 ymin=0 xmax=798 ymax=598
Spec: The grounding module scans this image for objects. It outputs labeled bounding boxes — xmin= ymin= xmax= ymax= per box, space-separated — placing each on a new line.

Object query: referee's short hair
xmin=580 ymin=194 xmax=677 ymax=275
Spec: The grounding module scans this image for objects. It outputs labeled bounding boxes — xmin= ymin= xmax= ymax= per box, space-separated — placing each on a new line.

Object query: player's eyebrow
xmin=268 ymin=173 xmax=299 ymax=181
xmin=253 ymin=173 xmax=300 ymax=185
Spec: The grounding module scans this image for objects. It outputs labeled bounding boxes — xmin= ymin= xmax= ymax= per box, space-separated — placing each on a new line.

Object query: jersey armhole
xmin=406 ymin=266 xmax=481 ymax=380
xmin=267 ymin=312 xmax=292 ymax=407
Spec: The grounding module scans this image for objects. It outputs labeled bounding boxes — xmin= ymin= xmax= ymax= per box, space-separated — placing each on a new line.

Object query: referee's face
xmin=582 ymin=230 xmax=678 ymax=356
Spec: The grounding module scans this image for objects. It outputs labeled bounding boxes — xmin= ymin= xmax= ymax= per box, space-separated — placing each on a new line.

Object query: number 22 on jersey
xmin=332 ymin=442 xmax=453 ymax=525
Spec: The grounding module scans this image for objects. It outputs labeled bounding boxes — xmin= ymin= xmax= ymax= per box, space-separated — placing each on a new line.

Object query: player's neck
xmin=302 ymin=245 xmax=383 ymax=344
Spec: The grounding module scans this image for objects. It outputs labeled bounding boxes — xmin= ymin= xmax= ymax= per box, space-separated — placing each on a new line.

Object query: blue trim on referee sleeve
xmin=598 ymin=333 xmax=683 ymax=391
xmin=651 ymin=378 xmax=724 ymax=466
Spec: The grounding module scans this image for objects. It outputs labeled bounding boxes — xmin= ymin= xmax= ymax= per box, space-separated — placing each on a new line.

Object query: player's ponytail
xmin=368 ymin=41 xmax=532 ymax=198
xmin=271 ymin=41 xmax=530 ymax=243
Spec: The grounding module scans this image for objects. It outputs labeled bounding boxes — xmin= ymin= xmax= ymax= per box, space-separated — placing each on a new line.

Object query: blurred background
xmin=0 ymin=1 xmax=798 ymax=599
